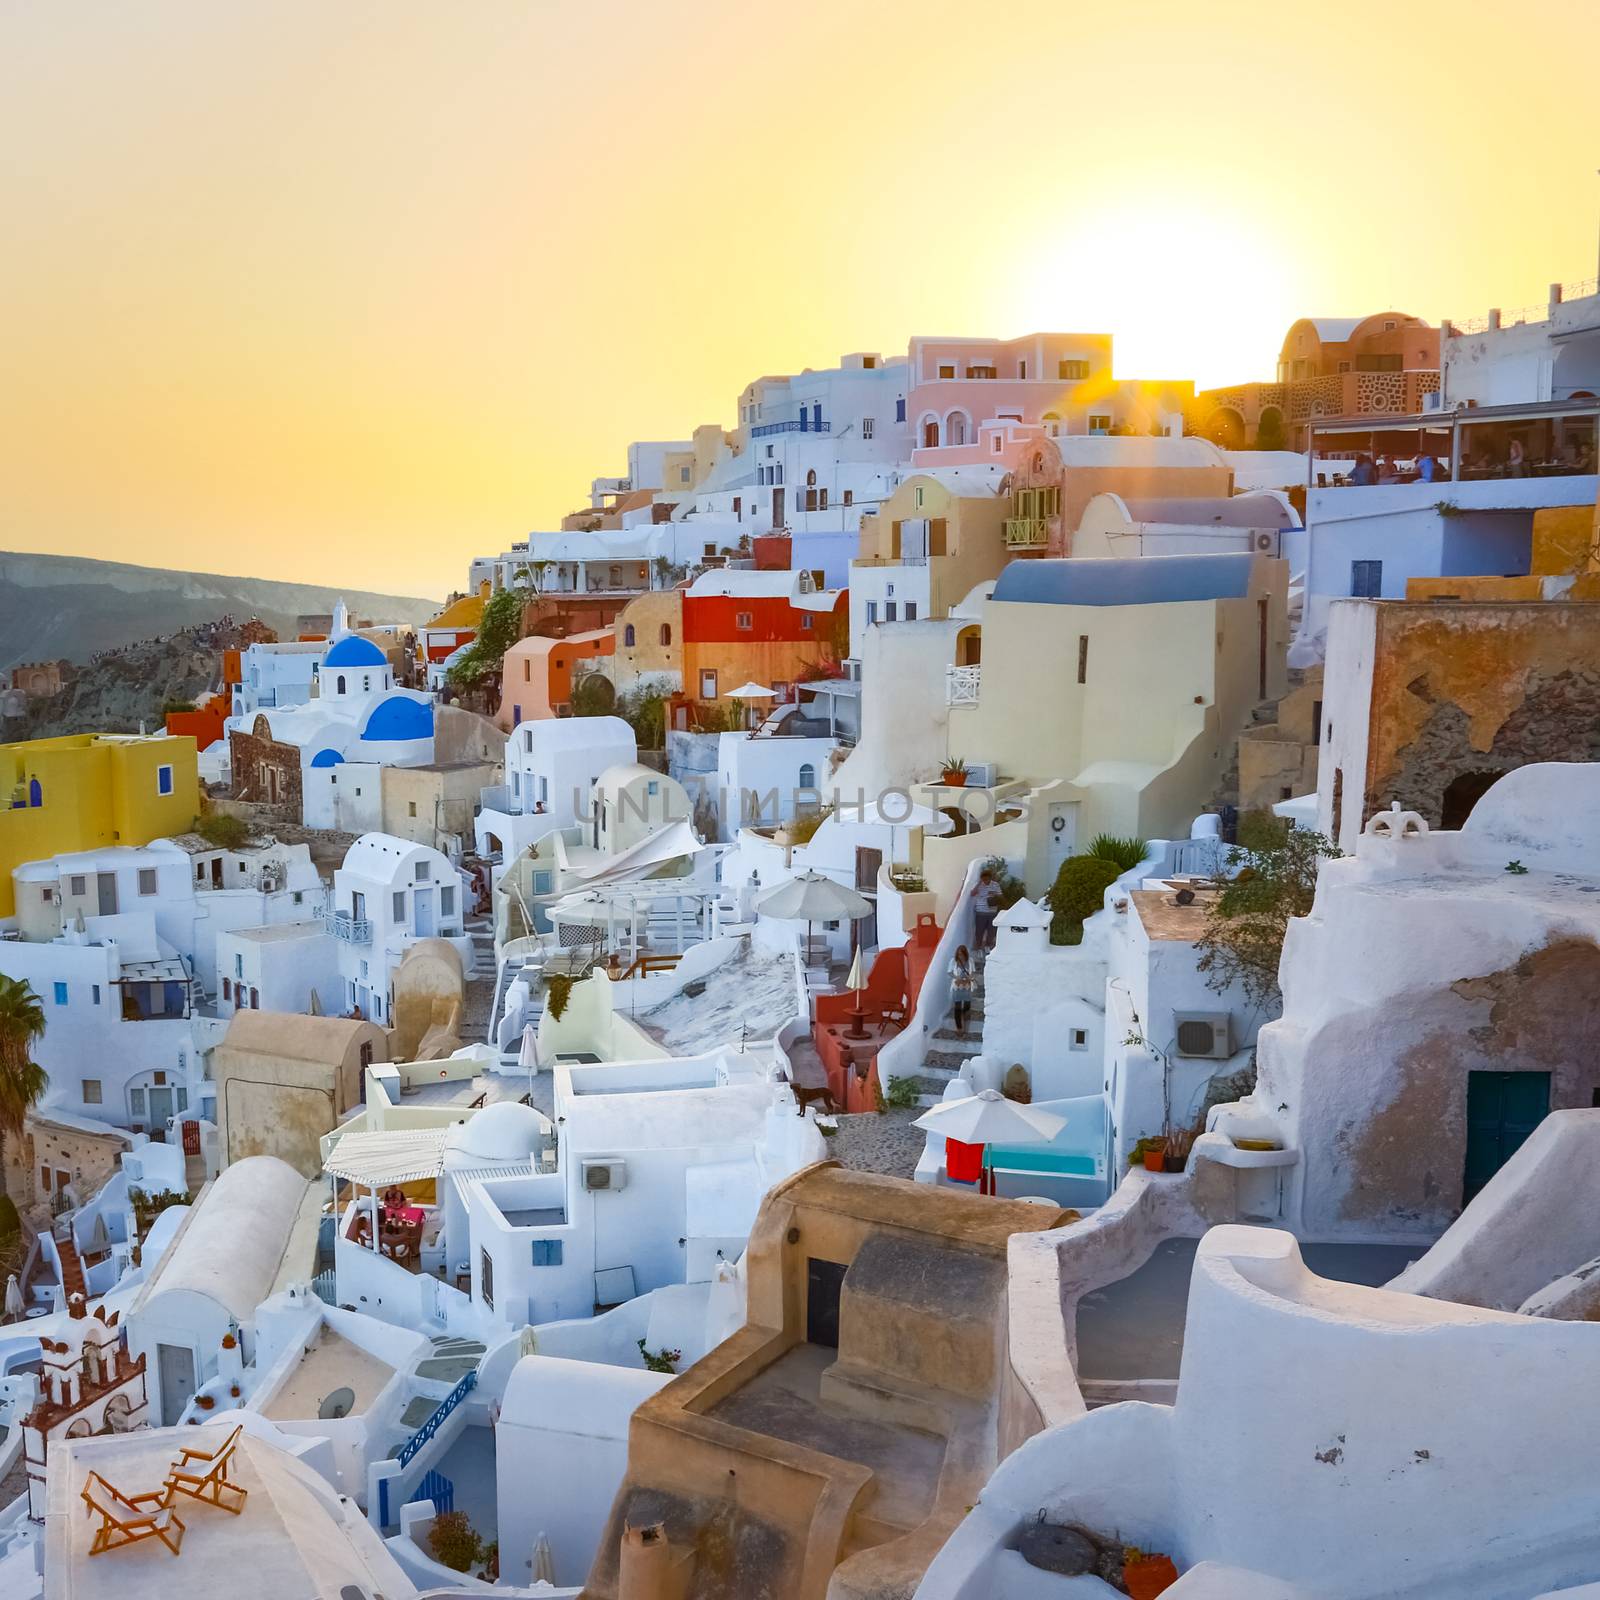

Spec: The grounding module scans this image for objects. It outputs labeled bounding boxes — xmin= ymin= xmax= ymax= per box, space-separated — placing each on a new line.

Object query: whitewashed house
xmin=327 ymin=833 xmax=469 ymax=1024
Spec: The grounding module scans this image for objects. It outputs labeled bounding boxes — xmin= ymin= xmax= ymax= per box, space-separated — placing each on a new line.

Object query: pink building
xmin=905 ymin=333 xmax=1191 ymax=465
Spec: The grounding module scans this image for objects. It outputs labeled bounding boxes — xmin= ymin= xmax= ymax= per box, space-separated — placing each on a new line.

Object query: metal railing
xmin=750 ymin=418 xmax=831 ymax=438
xmin=320 ymin=910 xmax=372 ymax=944
xmin=397 ymin=1369 xmax=476 ymax=1470
xmin=1003 ymin=516 xmax=1049 ymax=548
xmin=945 ymin=665 xmax=981 ymax=706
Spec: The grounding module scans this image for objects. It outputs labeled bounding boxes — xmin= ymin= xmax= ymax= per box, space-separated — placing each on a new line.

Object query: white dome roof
xmin=443 ymin=1100 xmax=548 ymax=1165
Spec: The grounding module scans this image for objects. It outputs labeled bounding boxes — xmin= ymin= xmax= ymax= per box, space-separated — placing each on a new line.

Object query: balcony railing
xmin=321 ymin=910 xmax=372 ymax=944
xmin=750 ymin=418 xmax=831 ymax=438
xmin=946 ymin=665 xmax=981 ymax=706
xmin=1003 ymin=517 xmax=1049 ymax=549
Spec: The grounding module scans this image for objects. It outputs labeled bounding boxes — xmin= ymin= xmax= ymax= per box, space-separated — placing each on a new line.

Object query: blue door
xmin=1464 ymin=1071 xmax=1549 ymax=1202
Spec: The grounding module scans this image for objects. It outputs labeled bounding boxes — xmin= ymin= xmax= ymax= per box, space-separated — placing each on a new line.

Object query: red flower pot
xmin=1142 ymin=1145 xmax=1167 ymax=1173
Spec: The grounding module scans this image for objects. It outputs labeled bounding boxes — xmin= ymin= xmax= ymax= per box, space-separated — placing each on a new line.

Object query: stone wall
xmin=1363 ymin=605 xmax=1600 ymax=828
xmin=229 ymin=718 xmax=302 ymax=814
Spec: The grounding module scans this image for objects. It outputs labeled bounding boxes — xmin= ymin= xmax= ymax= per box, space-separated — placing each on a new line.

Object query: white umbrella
xmin=722 ymin=681 xmax=777 ymax=700
xmin=914 ymin=1089 xmax=1066 ymax=1145
xmin=533 ymin=1533 xmax=555 ymax=1583
xmin=4 ymin=1275 xmax=23 ymax=1320
xmin=845 ymin=947 xmax=864 ymax=992
xmin=518 ymin=1024 xmax=543 ymax=1071
xmin=757 ymin=870 xmax=872 ymax=965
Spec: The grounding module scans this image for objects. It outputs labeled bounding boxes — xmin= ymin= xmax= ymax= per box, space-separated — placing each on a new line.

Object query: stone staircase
xmin=902 ymin=965 xmax=987 ymax=1107
xmin=55 ymin=1233 xmax=86 ymax=1307
xmin=1211 ymin=691 xmax=1285 ymax=813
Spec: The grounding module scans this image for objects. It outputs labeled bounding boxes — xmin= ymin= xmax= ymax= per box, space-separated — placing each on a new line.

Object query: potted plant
xmin=1128 ymin=1136 xmax=1166 ymax=1173
xmin=1163 ymin=1126 xmax=1196 ymax=1174
xmin=1123 ymin=1546 xmax=1179 ymax=1597
xmin=940 ymin=758 xmax=969 ymax=787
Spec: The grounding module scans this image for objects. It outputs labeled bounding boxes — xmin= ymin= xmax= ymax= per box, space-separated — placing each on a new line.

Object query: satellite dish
xmin=319 ymin=1386 xmax=356 ymax=1420
xmin=1174 ymin=888 xmax=1197 ymax=907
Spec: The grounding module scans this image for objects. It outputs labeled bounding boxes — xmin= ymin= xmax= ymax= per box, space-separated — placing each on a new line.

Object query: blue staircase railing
xmin=411 ymin=1469 xmax=455 ymax=1515
xmin=397 ymin=1370 xmax=476 ymax=1470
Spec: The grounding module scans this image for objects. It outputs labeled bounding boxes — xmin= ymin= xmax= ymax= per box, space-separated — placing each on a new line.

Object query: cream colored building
xmin=380 ymin=759 xmax=501 ymax=852
xmin=212 ymin=1010 xmax=390 ymax=1177
xmin=934 ymin=552 xmax=1288 ymax=894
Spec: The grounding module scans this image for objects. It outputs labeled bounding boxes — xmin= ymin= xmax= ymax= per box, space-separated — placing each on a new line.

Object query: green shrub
xmin=428 ymin=1510 xmax=481 ymax=1573
xmin=195 ymin=812 xmax=249 ymax=849
xmin=0 ymin=1194 xmax=19 ymax=1246
xmin=884 ymin=1075 xmax=920 ymax=1111
xmin=1235 ymin=808 xmax=1290 ymax=854
xmin=1045 ymin=855 xmax=1122 ymax=945
xmin=1087 ymin=834 xmax=1148 ymax=872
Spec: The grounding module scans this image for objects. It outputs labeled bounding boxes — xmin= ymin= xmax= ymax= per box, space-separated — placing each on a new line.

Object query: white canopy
xmin=565 ymin=817 xmax=710 ymax=886
xmin=914 ymin=1088 xmax=1066 ymax=1145
xmin=323 ymin=1127 xmax=453 ymax=1187
xmin=756 ymin=869 xmax=871 ymax=923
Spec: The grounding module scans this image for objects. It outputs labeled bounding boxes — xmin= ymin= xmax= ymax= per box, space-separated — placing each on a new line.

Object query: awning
xmin=323 ymin=1127 xmax=453 ymax=1187
xmin=116 ymin=959 xmax=190 ymax=983
xmin=564 ymin=817 xmax=710 ymax=886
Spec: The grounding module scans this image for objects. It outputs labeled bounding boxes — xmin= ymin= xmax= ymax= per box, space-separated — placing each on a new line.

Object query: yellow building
xmin=0 ymin=733 xmax=199 ymax=919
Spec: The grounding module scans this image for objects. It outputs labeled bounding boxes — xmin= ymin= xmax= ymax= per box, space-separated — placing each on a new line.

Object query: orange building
xmin=497 ymin=628 xmax=615 ymax=728
xmin=163 ymin=692 xmax=231 ymax=751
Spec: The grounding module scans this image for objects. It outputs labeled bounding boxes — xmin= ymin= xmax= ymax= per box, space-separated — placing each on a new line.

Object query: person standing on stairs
xmin=949 ymin=945 xmax=975 ymax=1036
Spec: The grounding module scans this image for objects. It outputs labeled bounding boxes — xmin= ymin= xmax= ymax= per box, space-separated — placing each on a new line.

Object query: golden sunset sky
xmin=2 ymin=0 xmax=1596 ymax=597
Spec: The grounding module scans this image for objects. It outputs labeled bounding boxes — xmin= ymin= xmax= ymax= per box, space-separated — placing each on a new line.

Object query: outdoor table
xmin=385 ymin=1204 xmax=425 ymax=1229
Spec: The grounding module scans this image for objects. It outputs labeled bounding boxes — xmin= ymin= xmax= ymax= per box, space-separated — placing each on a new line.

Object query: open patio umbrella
xmin=756 ymin=870 xmax=872 ymax=965
xmin=914 ymin=1088 xmax=1067 ymax=1145
xmin=723 ymin=680 xmax=777 ymax=730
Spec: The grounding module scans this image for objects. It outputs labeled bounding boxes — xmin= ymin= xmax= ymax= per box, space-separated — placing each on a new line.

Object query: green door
xmin=1464 ymin=1071 xmax=1550 ymax=1202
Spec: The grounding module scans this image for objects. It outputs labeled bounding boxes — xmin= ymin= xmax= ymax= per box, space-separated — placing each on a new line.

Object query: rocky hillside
xmin=0 ymin=550 xmax=438 ymax=672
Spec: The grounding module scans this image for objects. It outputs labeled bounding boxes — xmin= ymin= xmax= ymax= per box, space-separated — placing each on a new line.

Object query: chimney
xmin=618 ymin=1522 xmax=692 ymax=1600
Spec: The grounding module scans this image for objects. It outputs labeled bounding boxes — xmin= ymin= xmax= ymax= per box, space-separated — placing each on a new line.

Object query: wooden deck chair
xmin=164 ymin=1423 xmax=248 ymax=1515
xmin=80 ymin=1470 xmax=186 ymax=1557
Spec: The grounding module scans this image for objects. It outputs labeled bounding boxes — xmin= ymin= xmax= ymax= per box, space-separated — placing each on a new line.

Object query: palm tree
xmin=0 ymin=976 xmax=48 ymax=1147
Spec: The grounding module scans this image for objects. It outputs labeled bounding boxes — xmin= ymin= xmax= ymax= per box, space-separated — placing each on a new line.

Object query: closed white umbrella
xmin=4 ymin=1274 xmax=23 ymax=1320
xmin=518 ymin=1023 xmax=543 ymax=1071
xmin=914 ymin=1088 xmax=1066 ymax=1145
xmin=533 ymin=1532 xmax=555 ymax=1583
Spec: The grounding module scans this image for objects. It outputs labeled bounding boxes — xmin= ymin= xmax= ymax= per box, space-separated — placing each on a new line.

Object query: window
xmin=895 ymin=397 xmax=906 ymax=422
xmin=407 ymin=800 xmax=417 ymax=817
xmin=222 ymin=978 xmax=231 ymax=1000
xmin=130 ymin=1088 xmax=145 ymax=1117
xmin=1059 ymin=359 xmax=1089 ymax=380
xmin=1018 ymin=359 xmax=1028 ymax=379
xmin=885 ymin=602 xmax=898 ymax=622
xmin=156 ymin=764 xmax=173 ymax=796
xmin=523 ymin=659 xmax=531 ymax=682
xmin=1351 ymin=560 xmax=1383 ymax=598
xmin=138 ymin=868 xmax=157 ymax=896
xmin=53 ymin=982 xmax=67 ymax=1006
xmin=938 ymin=363 xmax=955 ymax=379
xmin=393 ymin=891 xmax=406 ymax=920
xmin=801 ymin=614 xmax=814 ymax=630
xmin=798 ymin=762 xmax=816 ymax=789
xmin=416 ymin=861 xmax=432 ymax=881
xmin=819 ymin=488 xmax=828 ymax=510
xmin=905 ymin=602 xmax=918 ymax=620
xmin=91 ymin=984 xmax=100 ymax=1005
xmin=336 ymin=675 xmax=347 ymax=694
xmin=806 ymin=469 xmax=817 ymax=487
xmin=624 ymin=623 xmax=636 ymax=647
xmin=914 ymin=486 xmax=924 ymax=509
xmin=736 ymin=611 xmax=753 ymax=630
xmin=679 ymin=464 xmax=690 ymax=483
xmin=991 ymin=435 xmax=1003 ymax=454
xmin=659 ymin=623 xmax=672 ymax=646
xmin=69 ymin=875 xmax=86 ymax=897
xmin=441 ymin=887 xmax=455 ymax=916
xmin=1070 ymin=1028 xmax=1089 ymax=1050
xmin=480 ymin=1247 xmax=494 ymax=1308
xmin=1088 ymin=414 xmax=1112 ymax=433
xmin=250 ymin=988 xmax=259 ymax=1008
xmin=234 ymin=953 xmax=243 ymax=978
xmin=966 ymin=364 xmax=995 ymax=379
xmin=1077 ymin=635 xmax=1089 ymax=684
xmin=866 ymin=601 xmax=879 ymax=625
xmin=531 ymin=1239 xmax=563 ymax=1267
xmin=861 ymin=417 xmax=874 ymax=440
xmin=842 ymin=489 xmax=853 ymax=507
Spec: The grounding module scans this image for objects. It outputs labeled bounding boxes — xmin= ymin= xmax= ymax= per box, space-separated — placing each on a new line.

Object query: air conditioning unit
xmin=1173 ymin=1012 xmax=1232 ymax=1059
xmin=964 ymin=762 xmax=998 ymax=789
xmin=1252 ymin=531 xmax=1280 ymax=555
xmin=582 ymin=1159 xmax=628 ymax=1193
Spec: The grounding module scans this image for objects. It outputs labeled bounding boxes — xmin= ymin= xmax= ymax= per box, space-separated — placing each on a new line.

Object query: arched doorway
xmin=1205 ymin=408 xmax=1246 ymax=449
xmin=921 ymin=416 xmax=940 ymax=449
xmin=1440 ymin=769 xmax=1504 ymax=830
xmin=1255 ymin=406 xmax=1285 ymax=450
xmin=945 ymin=411 xmax=969 ymax=447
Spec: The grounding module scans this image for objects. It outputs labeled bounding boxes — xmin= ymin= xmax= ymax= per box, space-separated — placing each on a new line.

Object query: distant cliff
xmin=0 ymin=550 xmax=438 ymax=671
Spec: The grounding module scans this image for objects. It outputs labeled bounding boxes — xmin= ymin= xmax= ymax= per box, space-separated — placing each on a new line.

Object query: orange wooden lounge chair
xmin=81 ymin=1470 xmax=186 ymax=1557
xmin=164 ymin=1423 xmax=248 ymax=1515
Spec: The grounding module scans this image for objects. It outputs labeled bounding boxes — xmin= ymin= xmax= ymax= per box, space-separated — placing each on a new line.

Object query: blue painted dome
xmin=361 ymin=696 xmax=434 ymax=743
xmin=323 ymin=634 xmax=388 ymax=669
xmin=310 ymin=748 xmax=345 ymax=768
